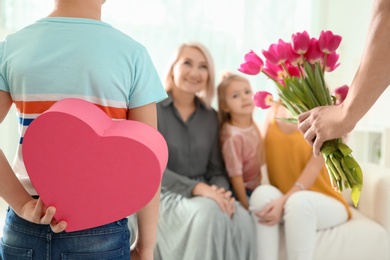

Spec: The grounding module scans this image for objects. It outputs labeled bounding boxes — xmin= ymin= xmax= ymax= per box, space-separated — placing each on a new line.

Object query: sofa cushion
xmin=278 ymin=207 xmax=389 ymax=260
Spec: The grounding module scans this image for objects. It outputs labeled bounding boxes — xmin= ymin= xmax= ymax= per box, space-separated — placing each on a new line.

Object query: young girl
xmin=217 ymin=72 xmax=264 ymax=210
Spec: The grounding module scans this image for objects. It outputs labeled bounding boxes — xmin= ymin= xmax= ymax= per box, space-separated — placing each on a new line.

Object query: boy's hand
xmin=131 ymin=246 xmax=153 ymax=260
xmin=19 ymin=197 xmax=67 ymax=233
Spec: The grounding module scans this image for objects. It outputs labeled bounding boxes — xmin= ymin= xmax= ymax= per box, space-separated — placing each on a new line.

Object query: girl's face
xmin=223 ymin=80 xmax=254 ymax=117
xmin=172 ymin=46 xmax=209 ymax=94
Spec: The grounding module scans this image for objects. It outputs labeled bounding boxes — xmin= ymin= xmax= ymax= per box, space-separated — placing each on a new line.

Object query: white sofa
xmin=275 ymin=163 xmax=390 ymax=260
xmin=1 ymin=163 xmax=389 ymax=260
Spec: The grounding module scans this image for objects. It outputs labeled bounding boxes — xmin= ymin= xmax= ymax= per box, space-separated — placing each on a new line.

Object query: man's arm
xmin=298 ymin=0 xmax=390 ymax=156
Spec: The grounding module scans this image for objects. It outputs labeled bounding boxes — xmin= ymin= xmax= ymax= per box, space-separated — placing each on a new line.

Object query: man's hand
xmin=298 ymin=105 xmax=354 ymax=156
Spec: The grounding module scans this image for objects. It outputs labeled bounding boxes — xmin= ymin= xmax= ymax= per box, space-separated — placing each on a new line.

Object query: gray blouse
xmin=157 ymin=94 xmax=230 ymax=198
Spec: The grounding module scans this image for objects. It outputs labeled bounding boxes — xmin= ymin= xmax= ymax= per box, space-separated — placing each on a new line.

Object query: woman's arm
xmin=161 ymin=168 xmax=199 ymax=197
xmin=285 ymin=155 xmax=324 ymax=196
xmin=127 ymin=103 xmax=160 ymax=259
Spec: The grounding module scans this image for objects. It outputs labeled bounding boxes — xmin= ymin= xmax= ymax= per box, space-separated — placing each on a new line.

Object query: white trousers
xmin=249 ymin=185 xmax=348 ymax=260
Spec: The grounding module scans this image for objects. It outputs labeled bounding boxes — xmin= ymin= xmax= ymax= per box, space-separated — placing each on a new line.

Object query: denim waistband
xmin=5 ymin=207 xmax=128 ymax=239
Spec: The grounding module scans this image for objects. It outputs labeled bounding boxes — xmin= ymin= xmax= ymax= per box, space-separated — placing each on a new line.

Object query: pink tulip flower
xmin=324 ymin=52 xmax=340 ymax=72
xmin=253 ymin=91 xmax=274 ymax=109
xmin=286 ymin=42 xmax=303 ymax=66
xmin=238 ymin=50 xmax=264 ymax=75
xmin=291 ymin=31 xmax=310 ymax=55
xmin=318 ymin=30 xmax=342 ymax=54
xmin=263 ymin=61 xmax=285 ymax=81
xmin=262 ymin=40 xmax=288 ymax=65
xmin=286 ymin=63 xmax=301 ymax=78
xmin=332 ymin=85 xmax=349 ymax=105
xmin=304 ymin=38 xmax=323 ymax=64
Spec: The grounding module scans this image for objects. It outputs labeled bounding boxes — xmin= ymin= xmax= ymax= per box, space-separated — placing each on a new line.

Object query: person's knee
xmin=249 ymin=185 xmax=282 ymax=211
xmin=191 ymin=197 xmax=226 ymax=225
xmin=284 ymin=192 xmax=316 ymax=219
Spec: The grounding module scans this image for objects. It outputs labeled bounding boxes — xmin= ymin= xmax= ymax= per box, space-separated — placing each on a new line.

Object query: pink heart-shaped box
xmin=22 ymin=98 xmax=168 ymax=232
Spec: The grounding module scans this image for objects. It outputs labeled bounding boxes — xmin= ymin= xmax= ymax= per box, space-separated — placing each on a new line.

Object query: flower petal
xmin=252 ymin=91 xmax=274 ymax=109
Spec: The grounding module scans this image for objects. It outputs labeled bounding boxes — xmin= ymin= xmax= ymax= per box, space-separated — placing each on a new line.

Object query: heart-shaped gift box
xmin=22 ymin=98 xmax=168 ymax=232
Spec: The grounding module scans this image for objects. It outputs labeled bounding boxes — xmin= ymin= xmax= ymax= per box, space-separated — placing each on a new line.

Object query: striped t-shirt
xmin=0 ymin=17 xmax=167 ymax=195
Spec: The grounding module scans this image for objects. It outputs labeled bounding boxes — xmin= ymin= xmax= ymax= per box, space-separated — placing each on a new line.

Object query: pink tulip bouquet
xmin=239 ymin=30 xmax=362 ymax=206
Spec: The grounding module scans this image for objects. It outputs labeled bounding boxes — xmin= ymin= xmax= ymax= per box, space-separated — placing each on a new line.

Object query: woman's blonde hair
xmin=164 ymin=42 xmax=215 ymax=108
xmin=217 ymin=72 xmax=251 ymax=127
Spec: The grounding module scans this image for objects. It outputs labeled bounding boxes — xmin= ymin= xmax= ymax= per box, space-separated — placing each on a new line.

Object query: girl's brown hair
xmin=217 ymin=72 xmax=251 ymax=127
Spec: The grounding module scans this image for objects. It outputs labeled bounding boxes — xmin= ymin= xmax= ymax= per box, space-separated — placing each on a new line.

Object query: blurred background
xmin=1 ymin=0 xmax=387 ymax=167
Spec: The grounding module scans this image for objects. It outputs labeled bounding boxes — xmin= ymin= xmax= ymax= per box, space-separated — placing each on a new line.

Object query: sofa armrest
xmin=356 ymin=163 xmax=390 ymax=238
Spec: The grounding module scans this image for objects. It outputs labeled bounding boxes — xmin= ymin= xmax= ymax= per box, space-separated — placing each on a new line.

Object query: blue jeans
xmin=0 ymin=207 xmax=130 ymax=259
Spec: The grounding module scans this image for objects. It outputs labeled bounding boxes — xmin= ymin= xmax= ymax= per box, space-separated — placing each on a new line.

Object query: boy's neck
xmin=48 ymin=0 xmax=103 ymax=20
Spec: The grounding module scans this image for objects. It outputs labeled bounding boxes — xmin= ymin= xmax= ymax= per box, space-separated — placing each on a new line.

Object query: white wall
xmin=313 ymin=0 xmax=390 ymax=130
xmin=313 ymin=0 xmax=373 ymax=89
xmin=0 ymin=105 xmax=18 ymax=164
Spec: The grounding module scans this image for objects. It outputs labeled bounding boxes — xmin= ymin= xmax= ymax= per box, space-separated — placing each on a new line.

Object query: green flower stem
xmin=340 ymin=158 xmax=356 ymax=187
xmin=278 ymin=96 xmax=300 ymax=117
xmin=281 ymin=63 xmax=291 ymax=77
xmin=329 ymin=154 xmax=348 ymax=183
xmin=320 ymin=139 xmax=363 ymax=205
xmin=322 ymin=53 xmax=328 ymax=75
xmin=324 ymin=156 xmax=341 ymax=190
xmin=324 ymin=155 xmax=341 ymax=182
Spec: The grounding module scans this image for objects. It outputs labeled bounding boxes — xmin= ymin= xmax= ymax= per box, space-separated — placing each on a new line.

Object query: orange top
xmin=265 ymin=118 xmax=352 ymax=219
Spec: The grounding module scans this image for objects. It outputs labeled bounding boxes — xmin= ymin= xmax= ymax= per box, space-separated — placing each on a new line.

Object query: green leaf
xmin=280 ymin=81 xmax=309 ymax=111
xmin=341 ymin=155 xmax=363 ymax=189
xmin=278 ymin=95 xmax=300 ymax=117
xmin=340 ymin=157 xmax=356 ymax=187
xmin=303 ymin=61 xmax=315 ymax=87
xmin=338 ymin=143 xmax=353 ymax=156
xmin=278 ymin=91 xmax=306 ymax=115
xmin=329 ymin=154 xmax=349 ymax=183
xmin=320 ymin=140 xmax=338 ymax=156
xmin=285 ymin=77 xmax=311 ymax=109
xmin=314 ymin=63 xmax=332 ymax=105
xmin=351 ymin=184 xmax=362 ymax=207
xmin=325 ymin=156 xmax=341 ymax=182
xmin=301 ymin=78 xmax=321 ymax=109
xmin=276 ymin=117 xmax=297 ymax=124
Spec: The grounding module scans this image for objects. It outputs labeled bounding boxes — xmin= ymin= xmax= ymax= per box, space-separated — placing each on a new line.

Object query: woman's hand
xmin=211 ymin=185 xmax=236 ymax=217
xmin=254 ymin=197 xmax=285 ymax=226
xmin=19 ymin=197 xmax=67 ymax=233
xmin=192 ymin=182 xmax=235 ymax=217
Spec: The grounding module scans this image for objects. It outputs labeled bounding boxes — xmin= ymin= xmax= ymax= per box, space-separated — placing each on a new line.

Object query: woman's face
xmin=172 ymin=46 xmax=209 ymax=94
